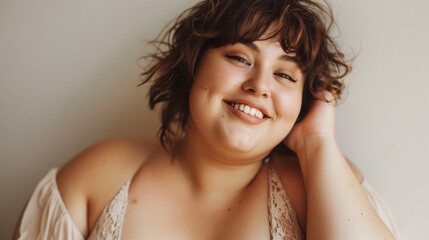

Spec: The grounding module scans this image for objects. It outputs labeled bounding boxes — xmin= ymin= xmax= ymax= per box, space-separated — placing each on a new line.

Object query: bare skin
xmin=51 ymin=138 xmax=363 ymax=240
xmin=53 ymin=139 xmax=265 ymax=239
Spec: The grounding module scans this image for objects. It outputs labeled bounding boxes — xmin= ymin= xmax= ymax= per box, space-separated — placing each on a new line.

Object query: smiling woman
xmin=14 ymin=0 xmax=399 ymax=239
xmin=188 ymin=40 xmax=304 ymax=156
xmin=142 ymin=0 xmax=349 ymax=155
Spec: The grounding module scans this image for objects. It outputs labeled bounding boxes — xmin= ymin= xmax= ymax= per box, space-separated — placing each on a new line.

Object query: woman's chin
xmin=217 ymin=136 xmax=272 ymax=157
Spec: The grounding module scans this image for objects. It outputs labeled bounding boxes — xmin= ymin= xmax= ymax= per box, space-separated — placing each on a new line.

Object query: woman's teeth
xmin=229 ymin=102 xmax=264 ymax=119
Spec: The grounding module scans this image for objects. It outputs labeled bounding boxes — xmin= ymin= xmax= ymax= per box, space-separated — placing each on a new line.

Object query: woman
xmin=15 ymin=0 xmax=398 ymax=239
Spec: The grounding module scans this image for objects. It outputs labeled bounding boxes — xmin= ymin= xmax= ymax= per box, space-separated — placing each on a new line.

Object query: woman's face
xmin=188 ymin=38 xmax=304 ymax=160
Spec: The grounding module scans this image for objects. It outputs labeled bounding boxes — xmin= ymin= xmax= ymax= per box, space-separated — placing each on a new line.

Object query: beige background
xmin=1 ymin=0 xmax=428 ymax=239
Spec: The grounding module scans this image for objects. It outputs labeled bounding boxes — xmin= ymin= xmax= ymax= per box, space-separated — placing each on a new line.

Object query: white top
xmin=17 ymin=164 xmax=399 ymax=239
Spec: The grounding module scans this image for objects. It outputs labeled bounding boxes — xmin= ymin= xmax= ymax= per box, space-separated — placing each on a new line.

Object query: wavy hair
xmin=140 ymin=0 xmax=351 ymax=154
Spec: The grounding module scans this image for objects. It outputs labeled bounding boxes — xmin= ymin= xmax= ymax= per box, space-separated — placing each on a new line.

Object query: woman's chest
xmin=120 ymin=166 xmax=271 ymax=240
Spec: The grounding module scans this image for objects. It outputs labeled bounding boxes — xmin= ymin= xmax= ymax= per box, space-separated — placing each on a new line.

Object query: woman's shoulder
xmin=56 ymin=138 xmax=161 ymax=237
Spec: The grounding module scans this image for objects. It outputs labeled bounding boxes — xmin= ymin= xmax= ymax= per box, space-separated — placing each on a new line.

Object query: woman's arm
xmin=284 ymin=92 xmax=396 ymax=240
xmin=299 ymin=136 xmax=395 ymax=239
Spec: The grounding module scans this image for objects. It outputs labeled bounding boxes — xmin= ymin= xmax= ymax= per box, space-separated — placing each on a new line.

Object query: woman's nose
xmin=241 ymin=70 xmax=271 ymax=98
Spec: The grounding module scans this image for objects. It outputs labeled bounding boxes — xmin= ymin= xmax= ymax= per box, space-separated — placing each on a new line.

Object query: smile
xmin=228 ymin=102 xmax=264 ymax=119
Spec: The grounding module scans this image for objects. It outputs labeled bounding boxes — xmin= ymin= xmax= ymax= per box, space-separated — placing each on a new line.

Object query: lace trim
xmin=268 ymin=161 xmax=304 ymax=240
xmin=88 ymin=161 xmax=304 ymax=240
xmin=88 ymin=180 xmax=131 ymax=240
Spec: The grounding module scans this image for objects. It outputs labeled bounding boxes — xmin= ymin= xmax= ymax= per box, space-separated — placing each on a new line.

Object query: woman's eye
xmin=226 ymin=55 xmax=252 ymax=66
xmin=274 ymin=73 xmax=297 ymax=83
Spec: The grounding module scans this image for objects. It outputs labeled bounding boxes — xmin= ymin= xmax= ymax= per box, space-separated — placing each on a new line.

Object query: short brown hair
xmin=140 ymin=0 xmax=351 ymax=153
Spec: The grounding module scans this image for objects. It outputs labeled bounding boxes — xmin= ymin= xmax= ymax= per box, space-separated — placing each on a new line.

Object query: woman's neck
xmin=173 ymin=132 xmax=267 ymax=201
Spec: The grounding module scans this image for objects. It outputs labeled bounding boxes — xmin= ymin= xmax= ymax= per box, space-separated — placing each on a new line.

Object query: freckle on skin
xmin=347 ymin=218 xmax=351 ymax=221
xmin=131 ymin=199 xmax=137 ymax=204
xmin=227 ymin=208 xmax=231 ymax=212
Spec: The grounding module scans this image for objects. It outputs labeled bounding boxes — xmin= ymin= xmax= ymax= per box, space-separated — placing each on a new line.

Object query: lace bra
xmin=17 ymin=160 xmax=399 ymax=239
xmin=88 ymin=160 xmax=304 ymax=239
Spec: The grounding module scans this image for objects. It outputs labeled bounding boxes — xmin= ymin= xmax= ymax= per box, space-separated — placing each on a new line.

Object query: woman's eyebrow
xmin=279 ymin=55 xmax=299 ymax=65
xmin=243 ymin=42 xmax=260 ymax=53
xmin=243 ymin=43 xmax=299 ymax=65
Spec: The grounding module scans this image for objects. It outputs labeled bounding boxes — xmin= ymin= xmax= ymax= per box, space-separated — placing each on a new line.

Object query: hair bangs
xmin=201 ymin=1 xmax=314 ymax=73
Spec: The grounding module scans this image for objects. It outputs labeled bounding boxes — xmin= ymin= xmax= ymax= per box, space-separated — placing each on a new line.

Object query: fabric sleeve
xmin=17 ymin=168 xmax=85 ymax=240
xmin=361 ymin=178 xmax=400 ymax=239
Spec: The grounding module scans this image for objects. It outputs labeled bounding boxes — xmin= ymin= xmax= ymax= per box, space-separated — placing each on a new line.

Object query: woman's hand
xmin=283 ymin=90 xmax=336 ymax=154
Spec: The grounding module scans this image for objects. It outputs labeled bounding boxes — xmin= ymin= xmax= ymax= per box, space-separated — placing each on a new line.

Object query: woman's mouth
xmin=227 ymin=102 xmax=265 ymax=119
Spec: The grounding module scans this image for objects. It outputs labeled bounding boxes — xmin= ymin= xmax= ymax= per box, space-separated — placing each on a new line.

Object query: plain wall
xmin=1 ymin=0 xmax=428 ymax=239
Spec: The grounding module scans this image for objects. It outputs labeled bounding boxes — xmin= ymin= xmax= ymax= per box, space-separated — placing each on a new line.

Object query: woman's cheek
xmin=194 ymin=63 xmax=238 ymax=91
xmin=274 ymin=88 xmax=303 ymax=122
